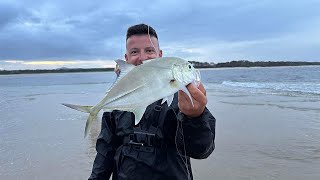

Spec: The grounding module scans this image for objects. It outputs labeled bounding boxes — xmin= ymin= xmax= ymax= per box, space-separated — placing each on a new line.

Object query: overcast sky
xmin=1 ymin=0 xmax=320 ymax=70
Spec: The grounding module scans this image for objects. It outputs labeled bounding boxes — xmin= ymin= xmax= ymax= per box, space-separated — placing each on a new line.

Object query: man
xmin=89 ymin=24 xmax=216 ymax=180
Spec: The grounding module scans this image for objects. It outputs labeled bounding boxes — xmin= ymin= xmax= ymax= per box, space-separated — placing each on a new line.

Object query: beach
xmin=0 ymin=67 xmax=319 ymax=179
xmin=193 ymin=89 xmax=320 ymax=179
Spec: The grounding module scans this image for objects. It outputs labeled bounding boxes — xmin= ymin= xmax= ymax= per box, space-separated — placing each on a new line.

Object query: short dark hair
xmin=126 ymin=23 xmax=158 ymax=40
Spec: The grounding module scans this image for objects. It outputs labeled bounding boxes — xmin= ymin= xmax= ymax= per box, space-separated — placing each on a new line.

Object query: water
xmin=201 ymin=66 xmax=320 ymax=96
xmin=0 ymin=66 xmax=319 ymax=179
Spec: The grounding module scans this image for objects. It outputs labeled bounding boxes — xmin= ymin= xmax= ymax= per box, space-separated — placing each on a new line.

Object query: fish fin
xmin=105 ymin=60 xmax=136 ymax=94
xmin=166 ymin=94 xmax=174 ymax=107
xmin=84 ymin=112 xmax=98 ymax=138
xmin=62 ymin=103 xmax=98 ymax=138
xmin=114 ymin=59 xmax=135 ymax=79
xmin=161 ymin=94 xmax=174 ymax=106
xmin=178 ymin=82 xmax=194 ymax=107
xmin=161 ymin=97 xmax=167 ymax=104
xmin=132 ymin=107 xmax=147 ymax=125
xmin=62 ymin=103 xmax=92 ymax=113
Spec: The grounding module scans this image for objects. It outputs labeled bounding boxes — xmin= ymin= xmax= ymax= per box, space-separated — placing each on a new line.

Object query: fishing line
xmin=147 ymin=25 xmax=159 ymax=56
xmin=120 ymin=39 xmax=123 ymax=60
xmin=171 ymin=106 xmax=191 ymax=180
xmin=148 ymin=24 xmax=190 ymax=179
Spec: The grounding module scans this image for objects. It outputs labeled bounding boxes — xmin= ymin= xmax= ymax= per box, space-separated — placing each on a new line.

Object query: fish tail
xmin=62 ymin=103 xmax=92 ymax=113
xmin=62 ymin=103 xmax=98 ymax=138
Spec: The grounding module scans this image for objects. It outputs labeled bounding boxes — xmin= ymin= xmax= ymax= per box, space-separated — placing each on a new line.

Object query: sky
xmin=0 ymin=0 xmax=320 ymax=70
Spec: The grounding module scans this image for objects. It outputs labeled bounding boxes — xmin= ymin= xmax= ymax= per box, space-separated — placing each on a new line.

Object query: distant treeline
xmin=0 ymin=68 xmax=114 ymax=75
xmin=1 ymin=60 xmax=320 ymax=75
xmin=189 ymin=60 xmax=320 ymax=68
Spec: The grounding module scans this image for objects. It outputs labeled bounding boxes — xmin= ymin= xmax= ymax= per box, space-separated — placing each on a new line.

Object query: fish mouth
xmin=193 ymin=69 xmax=201 ymax=87
xmin=195 ymin=69 xmax=201 ymax=82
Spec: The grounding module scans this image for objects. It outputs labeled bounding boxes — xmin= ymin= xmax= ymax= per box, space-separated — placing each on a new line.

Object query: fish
xmin=62 ymin=57 xmax=201 ymax=137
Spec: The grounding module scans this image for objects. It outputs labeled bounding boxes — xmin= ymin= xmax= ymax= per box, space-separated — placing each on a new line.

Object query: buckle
xmin=125 ymin=132 xmax=156 ymax=152
xmin=129 ymin=134 xmax=135 ymax=141
xmin=154 ymin=105 xmax=162 ymax=111
xmin=131 ymin=145 xmax=154 ymax=152
xmin=128 ymin=141 xmax=145 ymax=146
xmin=128 ymin=133 xmax=144 ymax=146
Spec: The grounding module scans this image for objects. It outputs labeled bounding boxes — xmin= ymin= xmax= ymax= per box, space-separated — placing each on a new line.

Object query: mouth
xmin=195 ymin=69 xmax=201 ymax=82
xmin=192 ymin=69 xmax=201 ymax=87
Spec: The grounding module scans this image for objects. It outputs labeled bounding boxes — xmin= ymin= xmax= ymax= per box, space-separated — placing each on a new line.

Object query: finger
xmin=178 ymin=90 xmax=194 ymax=112
xmin=197 ymin=82 xmax=206 ymax=96
xmin=187 ymin=84 xmax=206 ymax=99
xmin=186 ymin=84 xmax=207 ymax=105
xmin=178 ymin=90 xmax=191 ymax=104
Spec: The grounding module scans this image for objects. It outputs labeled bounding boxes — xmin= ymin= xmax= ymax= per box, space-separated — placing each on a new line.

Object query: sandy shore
xmin=191 ymin=87 xmax=320 ymax=180
xmin=84 ymin=88 xmax=320 ymax=179
xmin=1 ymin=73 xmax=319 ymax=179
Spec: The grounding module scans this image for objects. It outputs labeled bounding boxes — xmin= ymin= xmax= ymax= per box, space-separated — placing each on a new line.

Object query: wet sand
xmin=192 ymin=88 xmax=320 ymax=180
xmin=1 ymin=73 xmax=319 ymax=179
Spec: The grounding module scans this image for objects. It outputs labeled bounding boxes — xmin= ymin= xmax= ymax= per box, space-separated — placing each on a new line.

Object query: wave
xmin=222 ymin=81 xmax=320 ymax=95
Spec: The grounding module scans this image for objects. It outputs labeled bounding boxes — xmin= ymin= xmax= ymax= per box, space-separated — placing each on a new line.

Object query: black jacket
xmin=89 ymin=94 xmax=216 ymax=180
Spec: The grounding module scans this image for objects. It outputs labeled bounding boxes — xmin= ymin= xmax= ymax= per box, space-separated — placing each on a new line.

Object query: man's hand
xmin=178 ymin=82 xmax=207 ymax=118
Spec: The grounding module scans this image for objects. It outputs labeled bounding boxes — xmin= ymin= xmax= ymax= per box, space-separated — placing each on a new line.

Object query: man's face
xmin=125 ymin=35 xmax=162 ymax=65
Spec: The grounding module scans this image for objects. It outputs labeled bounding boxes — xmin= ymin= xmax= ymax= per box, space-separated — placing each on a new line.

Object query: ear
xmin=125 ymin=54 xmax=128 ymax=61
xmin=159 ymin=50 xmax=163 ymax=57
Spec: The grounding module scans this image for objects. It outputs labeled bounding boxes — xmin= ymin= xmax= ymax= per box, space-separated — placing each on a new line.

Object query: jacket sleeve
xmin=88 ymin=112 xmax=120 ymax=180
xmin=178 ymin=107 xmax=216 ymax=159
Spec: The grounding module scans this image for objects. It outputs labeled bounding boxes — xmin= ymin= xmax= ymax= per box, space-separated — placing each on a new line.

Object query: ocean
xmin=0 ymin=66 xmax=319 ymax=179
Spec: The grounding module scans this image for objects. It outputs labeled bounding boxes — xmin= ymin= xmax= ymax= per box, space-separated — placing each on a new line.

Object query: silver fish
xmin=62 ymin=57 xmax=201 ymax=137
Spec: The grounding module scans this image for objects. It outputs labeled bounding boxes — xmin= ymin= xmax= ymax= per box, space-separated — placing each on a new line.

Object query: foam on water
xmin=222 ymin=81 xmax=320 ymax=95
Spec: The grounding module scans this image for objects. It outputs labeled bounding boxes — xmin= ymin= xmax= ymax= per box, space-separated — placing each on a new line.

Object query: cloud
xmin=0 ymin=0 xmax=320 ymax=69
xmin=4 ymin=60 xmax=25 ymax=63
xmin=0 ymin=0 xmax=133 ymax=61
xmin=162 ymin=15 xmax=320 ymax=62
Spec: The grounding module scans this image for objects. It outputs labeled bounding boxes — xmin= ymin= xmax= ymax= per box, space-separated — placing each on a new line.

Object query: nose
xmin=137 ymin=52 xmax=149 ymax=65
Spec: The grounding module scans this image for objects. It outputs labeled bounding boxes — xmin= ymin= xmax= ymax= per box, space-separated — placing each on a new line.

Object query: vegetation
xmin=1 ymin=60 xmax=320 ymax=75
xmin=189 ymin=60 xmax=320 ymax=68
xmin=0 ymin=68 xmax=114 ymax=75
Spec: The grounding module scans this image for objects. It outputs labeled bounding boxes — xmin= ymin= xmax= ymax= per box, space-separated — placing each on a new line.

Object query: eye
xmin=130 ymin=49 xmax=139 ymax=55
xmin=146 ymin=48 xmax=156 ymax=54
xmin=188 ymin=64 xmax=192 ymax=69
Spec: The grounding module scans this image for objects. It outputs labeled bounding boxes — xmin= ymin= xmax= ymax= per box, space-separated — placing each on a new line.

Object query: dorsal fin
xmin=106 ymin=59 xmax=136 ymax=94
xmin=115 ymin=59 xmax=135 ymax=78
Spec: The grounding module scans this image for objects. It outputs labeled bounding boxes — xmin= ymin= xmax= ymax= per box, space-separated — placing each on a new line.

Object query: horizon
xmin=1 ymin=0 xmax=320 ymax=70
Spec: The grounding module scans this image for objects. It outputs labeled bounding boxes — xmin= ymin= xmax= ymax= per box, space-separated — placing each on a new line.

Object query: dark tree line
xmin=0 ymin=68 xmax=114 ymax=75
xmin=189 ymin=60 xmax=320 ymax=68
